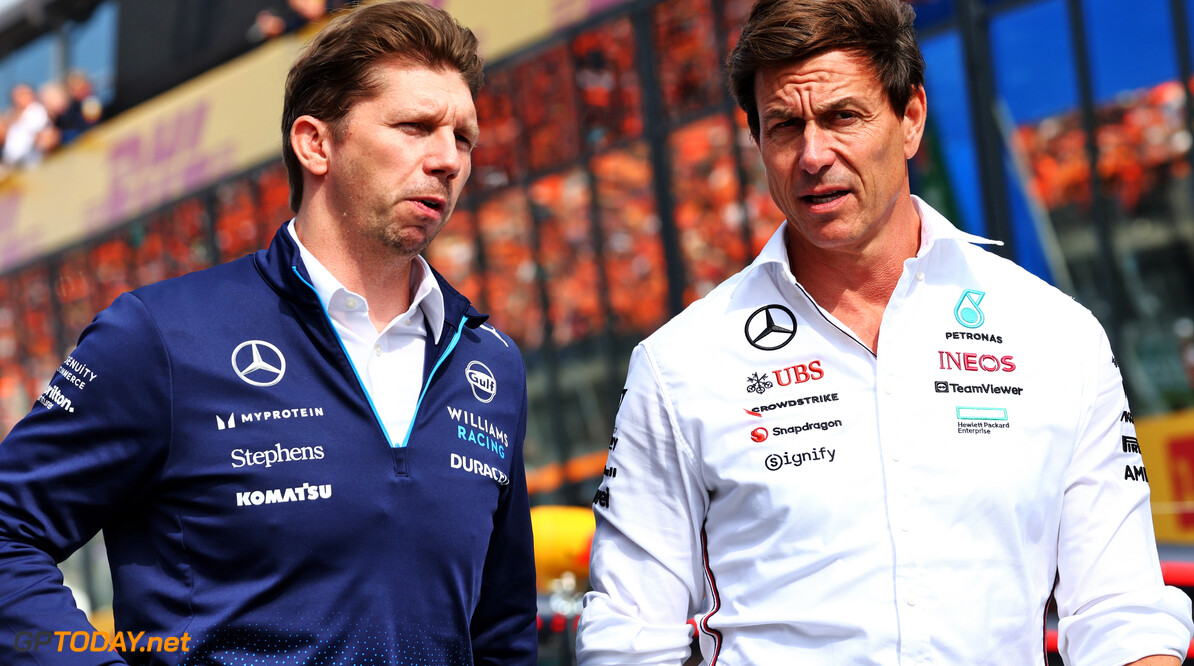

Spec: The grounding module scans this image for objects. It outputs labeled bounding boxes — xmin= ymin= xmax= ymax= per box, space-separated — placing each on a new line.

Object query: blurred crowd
xmin=0 ymin=71 xmax=102 ymax=174
xmin=1018 ymin=79 xmax=1192 ymax=215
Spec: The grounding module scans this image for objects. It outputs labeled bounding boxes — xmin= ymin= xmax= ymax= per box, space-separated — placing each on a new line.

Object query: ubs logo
xmin=466 ymin=361 xmax=496 ymax=403
xmin=231 ymin=340 xmax=286 ymax=387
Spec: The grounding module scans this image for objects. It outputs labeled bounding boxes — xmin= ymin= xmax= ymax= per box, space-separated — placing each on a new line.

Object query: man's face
xmin=324 ymin=61 xmax=478 ymax=258
xmin=754 ymin=50 xmax=925 ymax=255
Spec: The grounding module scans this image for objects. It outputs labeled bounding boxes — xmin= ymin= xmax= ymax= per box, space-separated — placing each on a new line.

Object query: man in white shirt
xmin=2 ymin=83 xmax=50 ymax=167
xmin=575 ymin=0 xmax=1194 ymax=664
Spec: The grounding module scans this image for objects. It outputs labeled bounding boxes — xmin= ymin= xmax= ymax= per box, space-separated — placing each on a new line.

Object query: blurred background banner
xmin=1140 ymin=408 xmax=1194 ymax=544
xmin=0 ymin=37 xmax=293 ymax=273
xmin=0 ymin=0 xmax=1192 ymax=663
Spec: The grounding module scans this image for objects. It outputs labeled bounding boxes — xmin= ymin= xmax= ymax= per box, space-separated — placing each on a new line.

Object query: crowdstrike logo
xmin=231 ymin=340 xmax=286 ymax=387
xmin=465 ymin=360 xmax=496 ymax=403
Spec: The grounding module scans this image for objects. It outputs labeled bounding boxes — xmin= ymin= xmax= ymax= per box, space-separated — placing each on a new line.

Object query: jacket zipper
xmin=292 ymin=267 xmax=468 ymax=448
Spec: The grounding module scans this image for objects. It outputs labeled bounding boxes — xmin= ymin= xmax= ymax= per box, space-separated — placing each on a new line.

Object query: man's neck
xmin=787 ymin=202 xmax=922 ymax=352
xmin=294 ymin=212 xmax=417 ymax=333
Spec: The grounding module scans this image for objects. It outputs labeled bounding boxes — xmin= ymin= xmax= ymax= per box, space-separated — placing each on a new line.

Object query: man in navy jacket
xmin=0 ymin=2 xmax=537 ymax=664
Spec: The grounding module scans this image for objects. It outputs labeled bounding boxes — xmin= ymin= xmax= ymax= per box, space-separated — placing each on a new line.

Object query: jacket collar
xmin=255 ymin=223 xmax=489 ymax=337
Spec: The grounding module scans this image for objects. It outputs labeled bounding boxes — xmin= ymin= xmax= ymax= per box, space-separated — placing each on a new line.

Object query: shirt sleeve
xmin=469 ymin=365 xmax=538 ymax=665
xmin=0 ymin=294 xmax=172 ymax=665
xmin=1055 ymin=327 xmax=1194 ymax=665
xmin=575 ymin=343 xmax=708 ymax=665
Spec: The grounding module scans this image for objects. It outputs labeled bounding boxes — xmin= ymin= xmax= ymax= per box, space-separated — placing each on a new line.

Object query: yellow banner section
xmin=0 ymin=0 xmax=631 ymax=274
xmin=0 ymin=37 xmax=300 ymax=274
xmin=1139 ymin=409 xmax=1194 ymax=544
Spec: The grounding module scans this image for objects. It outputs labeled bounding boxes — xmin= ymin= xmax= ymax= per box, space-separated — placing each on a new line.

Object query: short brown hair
xmin=726 ymin=0 xmax=925 ymax=139
xmin=282 ymin=0 xmax=484 ymax=211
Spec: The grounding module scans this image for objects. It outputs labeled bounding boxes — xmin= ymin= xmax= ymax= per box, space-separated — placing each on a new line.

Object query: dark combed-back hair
xmin=282 ymin=0 xmax=484 ymax=211
xmin=726 ymin=0 xmax=924 ymax=139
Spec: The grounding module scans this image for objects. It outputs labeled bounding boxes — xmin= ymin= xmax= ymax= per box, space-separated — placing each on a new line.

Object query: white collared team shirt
xmin=288 ymin=221 xmax=444 ymax=446
xmin=576 ymin=198 xmax=1194 ymax=665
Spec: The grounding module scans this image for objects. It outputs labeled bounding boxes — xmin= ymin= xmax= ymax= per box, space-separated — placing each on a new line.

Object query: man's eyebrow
xmin=817 ymin=96 xmax=862 ymax=114
xmin=760 ymin=106 xmax=795 ymax=125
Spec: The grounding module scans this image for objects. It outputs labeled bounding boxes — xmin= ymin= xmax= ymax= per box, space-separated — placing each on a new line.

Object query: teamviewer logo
xmin=934 ymin=381 xmax=949 ymax=393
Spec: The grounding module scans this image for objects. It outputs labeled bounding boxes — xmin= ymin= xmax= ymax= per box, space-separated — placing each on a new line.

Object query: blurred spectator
xmin=58 ymin=70 xmax=103 ymax=144
xmin=33 ymin=81 xmax=69 ymax=154
xmin=1177 ymin=318 xmax=1194 ymax=390
xmin=248 ymin=0 xmax=332 ymax=42
xmin=1 ymin=83 xmax=50 ymax=168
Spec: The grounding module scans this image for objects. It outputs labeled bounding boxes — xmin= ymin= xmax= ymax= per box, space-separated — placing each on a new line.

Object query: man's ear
xmin=291 ymin=115 xmax=331 ymax=176
xmin=902 ymin=85 xmax=927 ymax=160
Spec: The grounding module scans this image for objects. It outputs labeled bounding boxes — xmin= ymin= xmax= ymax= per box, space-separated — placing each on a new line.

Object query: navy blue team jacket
xmin=0 ymin=225 xmax=538 ymax=665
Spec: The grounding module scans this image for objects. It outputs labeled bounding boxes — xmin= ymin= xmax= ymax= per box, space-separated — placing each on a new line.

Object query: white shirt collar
xmin=743 ymin=195 xmax=1001 ymax=279
xmin=287 ymin=219 xmax=445 ymax=343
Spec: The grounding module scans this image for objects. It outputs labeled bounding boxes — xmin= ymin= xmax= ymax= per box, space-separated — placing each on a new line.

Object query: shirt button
xmin=915 ymin=272 xmax=925 ymax=281
xmin=905 ymin=595 xmax=918 ymax=607
xmin=890 ymin=453 xmax=900 ymax=463
xmin=345 ymin=297 xmax=358 ymax=309
xmin=373 ymin=343 xmax=382 ymax=356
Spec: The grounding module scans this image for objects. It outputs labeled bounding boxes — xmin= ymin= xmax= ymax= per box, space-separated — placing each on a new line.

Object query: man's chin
xmin=381 ymin=226 xmax=440 ymax=258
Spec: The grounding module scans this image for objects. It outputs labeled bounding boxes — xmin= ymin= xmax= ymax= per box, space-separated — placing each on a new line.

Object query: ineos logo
xmin=231 ymin=341 xmax=286 ymax=387
xmin=745 ymin=305 xmax=797 ymax=351
xmin=465 ymin=360 xmax=496 ymax=403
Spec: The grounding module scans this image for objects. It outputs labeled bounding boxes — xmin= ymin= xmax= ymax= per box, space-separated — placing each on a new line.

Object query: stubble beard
xmin=371 ymin=207 xmax=452 ymax=258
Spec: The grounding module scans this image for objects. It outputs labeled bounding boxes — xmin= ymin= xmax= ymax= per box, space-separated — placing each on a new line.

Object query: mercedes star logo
xmin=231 ymin=340 xmax=286 ymax=387
xmin=744 ymin=304 xmax=797 ymax=351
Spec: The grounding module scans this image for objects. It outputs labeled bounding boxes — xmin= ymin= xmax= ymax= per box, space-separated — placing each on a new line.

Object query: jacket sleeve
xmin=575 ymin=343 xmax=707 ymax=665
xmin=0 ymin=294 xmax=173 ymax=665
xmin=1055 ymin=328 xmax=1194 ymax=664
xmin=469 ymin=359 xmax=538 ymax=665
